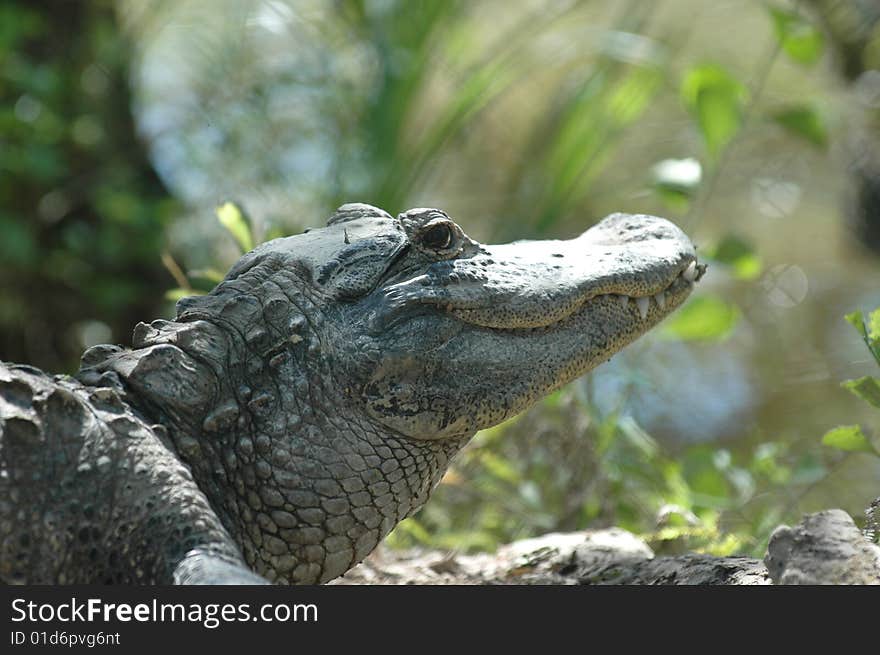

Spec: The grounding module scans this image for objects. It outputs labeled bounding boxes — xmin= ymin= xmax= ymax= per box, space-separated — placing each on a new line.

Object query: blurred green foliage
xmin=820 ymin=308 xmax=880 ymax=542
xmin=331 ymin=0 xmax=669 ymax=236
xmin=822 ymin=309 xmax=880 ymax=456
xmin=771 ymin=105 xmax=828 ymax=148
xmin=770 ymin=5 xmax=825 ymax=65
xmin=660 ymin=295 xmax=741 ymax=342
xmin=681 ymin=64 xmax=747 ymax=161
xmin=215 ymin=202 xmax=255 ymax=254
xmin=0 ymin=0 xmax=176 ymax=371
xmin=387 ymin=384 xmax=829 ymax=558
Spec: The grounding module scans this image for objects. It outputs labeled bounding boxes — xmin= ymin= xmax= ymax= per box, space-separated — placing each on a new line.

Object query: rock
xmin=765 ymin=509 xmax=880 ymax=585
xmin=333 ymin=527 xmax=770 ymax=585
xmin=337 ymin=510 xmax=880 ymax=585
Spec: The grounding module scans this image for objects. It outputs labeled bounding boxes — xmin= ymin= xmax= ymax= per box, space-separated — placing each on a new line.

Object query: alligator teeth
xmin=618 ymin=294 xmax=630 ymax=310
xmin=653 ymin=292 xmax=666 ymax=310
xmin=635 ymin=297 xmax=650 ymax=319
xmin=683 ymin=261 xmax=697 ymax=282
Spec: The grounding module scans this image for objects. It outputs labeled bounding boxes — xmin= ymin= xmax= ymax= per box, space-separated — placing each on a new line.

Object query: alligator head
xmin=82 ymin=203 xmax=703 ymax=583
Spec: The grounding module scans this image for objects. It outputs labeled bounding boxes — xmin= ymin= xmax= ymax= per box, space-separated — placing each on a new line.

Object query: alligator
xmin=0 ymin=203 xmax=703 ymax=584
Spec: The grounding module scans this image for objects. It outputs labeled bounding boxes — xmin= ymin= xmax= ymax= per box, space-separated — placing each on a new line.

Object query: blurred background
xmin=2 ymin=0 xmax=880 ymax=557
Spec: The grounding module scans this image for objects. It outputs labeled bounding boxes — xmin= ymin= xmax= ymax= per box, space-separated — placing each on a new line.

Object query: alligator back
xmin=0 ymin=362 xmax=244 ymax=583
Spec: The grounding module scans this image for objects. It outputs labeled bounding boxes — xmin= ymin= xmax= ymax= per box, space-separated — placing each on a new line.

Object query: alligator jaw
xmin=369 ymin=257 xmax=704 ymax=337
xmin=612 ymin=259 xmax=704 ymax=321
xmin=454 ymin=257 xmax=705 ymax=334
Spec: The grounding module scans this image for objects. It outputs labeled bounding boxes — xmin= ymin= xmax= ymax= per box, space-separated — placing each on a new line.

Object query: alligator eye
xmin=420 ymin=222 xmax=454 ymax=250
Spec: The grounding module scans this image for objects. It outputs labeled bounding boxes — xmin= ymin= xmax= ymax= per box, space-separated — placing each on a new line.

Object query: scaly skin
xmin=0 ymin=203 xmax=703 ymax=584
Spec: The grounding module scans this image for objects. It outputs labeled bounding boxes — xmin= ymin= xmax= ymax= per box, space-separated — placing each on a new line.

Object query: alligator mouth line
xmin=450 ymin=258 xmax=706 ymax=334
xmin=607 ymin=258 xmax=705 ymax=320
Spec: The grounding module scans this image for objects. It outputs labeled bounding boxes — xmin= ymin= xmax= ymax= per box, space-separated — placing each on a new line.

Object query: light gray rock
xmin=334 ymin=528 xmax=769 ymax=585
xmin=337 ymin=509 xmax=880 ymax=585
xmin=765 ymin=509 xmax=880 ymax=585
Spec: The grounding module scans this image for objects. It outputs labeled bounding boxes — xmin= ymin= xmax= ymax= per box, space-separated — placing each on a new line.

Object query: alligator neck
xmin=78 ymin=318 xmax=467 ymax=583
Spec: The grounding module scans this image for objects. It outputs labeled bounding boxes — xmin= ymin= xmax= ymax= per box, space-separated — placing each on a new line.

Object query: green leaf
xmin=705 ymin=234 xmax=762 ymax=280
xmin=868 ymin=308 xmax=880 ymax=344
xmin=845 ymin=310 xmax=867 ymax=339
xmin=845 ymin=309 xmax=880 ymax=365
xmin=215 ymin=201 xmax=254 ymax=253
xmin=681 ymin=65 xmax=746 ymax=159
xmin=842 ymin=376 xmax=880 ymax=409
xmin=821 ymin=425 xmax=876 ymax=454
xmin=660 ymin=295 xmax=740 ymax=341
xmin=771 ymin=105 xmax=828 ymax=148
xmin=769 ymin=8 xmax=824 ymax=65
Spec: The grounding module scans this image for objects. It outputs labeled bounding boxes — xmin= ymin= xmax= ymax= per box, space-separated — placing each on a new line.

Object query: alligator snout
xmin=440 ymin=213 xmax=702 ymax=330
